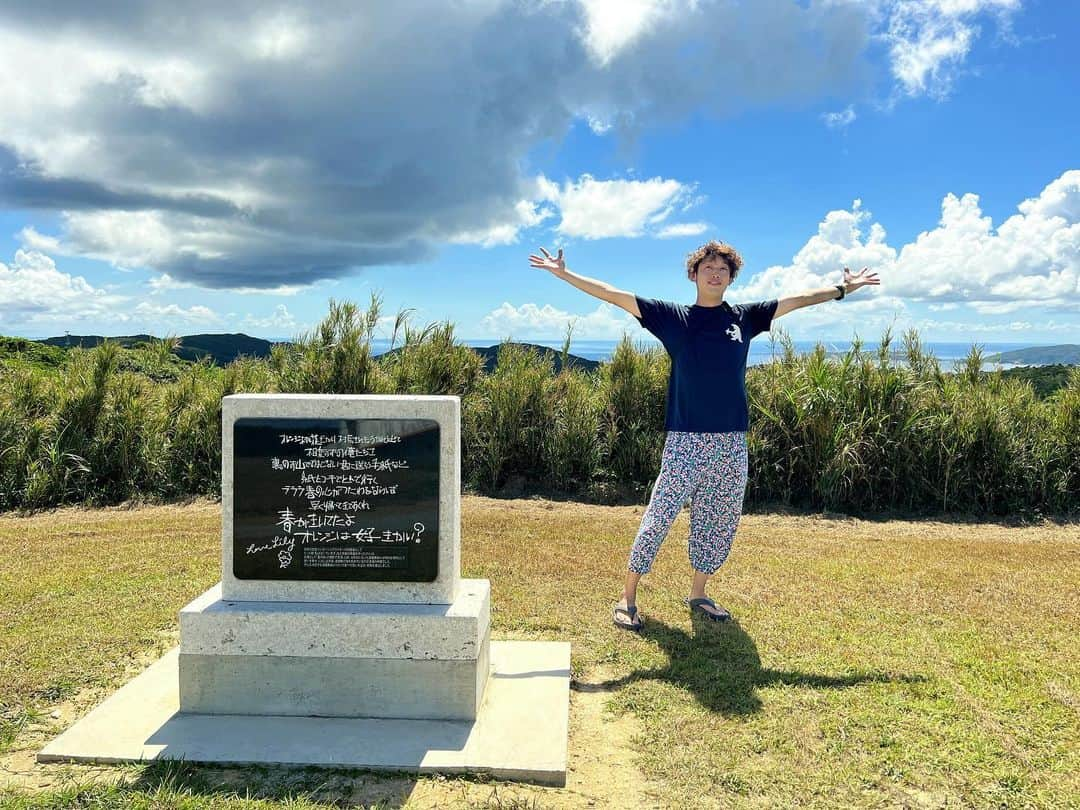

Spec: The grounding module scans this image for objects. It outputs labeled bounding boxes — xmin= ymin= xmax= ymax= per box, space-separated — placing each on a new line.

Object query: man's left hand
xmin=843 ymin=266 xmax=881 ymax=293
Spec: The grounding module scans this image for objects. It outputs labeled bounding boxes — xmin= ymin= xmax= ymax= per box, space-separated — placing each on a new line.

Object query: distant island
xmin=984 ymin=345 xmax=1080 ymax=365
xmin=32 ymin=333 xmax=600 ymax=375
xmin=824 ymin=343 xmax=1080 ymax=367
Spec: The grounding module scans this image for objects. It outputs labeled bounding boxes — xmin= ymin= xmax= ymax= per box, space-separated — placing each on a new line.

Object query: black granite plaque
xmin=232 ymin=417 xmax=439 ymax=582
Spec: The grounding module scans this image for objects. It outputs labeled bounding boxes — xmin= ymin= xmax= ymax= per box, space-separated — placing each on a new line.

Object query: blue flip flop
xmin=613 ymin=604 xmax=644 ymax=632
xmin=685 ymin=597 xmax=731 ymax=622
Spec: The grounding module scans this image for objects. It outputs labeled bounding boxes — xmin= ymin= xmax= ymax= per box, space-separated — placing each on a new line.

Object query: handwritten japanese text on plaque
xmin=232 ymin=418 xmax=439 ymax=581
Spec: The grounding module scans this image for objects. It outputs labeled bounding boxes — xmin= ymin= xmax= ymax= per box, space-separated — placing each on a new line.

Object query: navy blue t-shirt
xmin=634 ymin=296 xmax=779 ymax=433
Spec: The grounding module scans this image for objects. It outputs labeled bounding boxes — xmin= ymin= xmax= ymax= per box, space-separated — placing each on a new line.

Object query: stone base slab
xmin=39 ymin=641 xmax=570 ymax=786
xmin=180 ymin=580 xmax=490 ymax=661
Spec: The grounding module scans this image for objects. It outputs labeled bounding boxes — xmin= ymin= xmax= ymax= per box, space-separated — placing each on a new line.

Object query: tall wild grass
xmin=1 ymin=297 xmax=1076 ymax=515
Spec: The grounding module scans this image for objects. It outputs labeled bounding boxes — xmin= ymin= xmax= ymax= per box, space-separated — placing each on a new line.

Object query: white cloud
xmin=17 ymin=226 xmax=62 ymax=253
xmin=884 ymin=0 xmax=1021 ymax=99
xmin=147 ymin=272 xmax=305 ymax=297
xmin=225 ymin=283 xmax=307 ymax=296
xmin=0 ymin=1 xmax=1033 ymax=298
xmin=822 ymin=105 xmax=856 ymax=129
xmin=133 ymin=301 xmax=221 ymax=325
xmin=913 ymin=318 xmax=1077 ymax=334
xmin=539 ymin=173 xmax=698 ymax=239
xmin=731 ymin=170 xmax=1078 ymax=338
xmin=147 ymin=273 xmax=195 ymax=294
xmin=738 ymin=200 xmax=896 ymax=302
xmin=587 ymin=115 xmax=613 ymax=135
xmin=739 ymin=171 xmax=1079 ymax=315
xmin=448 ymin=198 xmax=555 ymax=247
xmin=478 ymin=300 xmax=642 ymax=340
xmin=35 ymin=210 xmax=210 ymax=271
xmin=241 ymin=304 xmax=301 ymax=332
xmin=0 ymin=249 xmax=128 ymax=327
xmin=891 ymin=170 xmax=1080 ymax=309
xmin=0 ymin=248 xmax=223 ymax=333
xmin=656 ymin=222 xmax=709 ymax=239
xmin=250 ymin=11 xmax=313 ymax=62
xmin=0 ymin=28 xmax=214 ymax=152
xmin=575 ymin=0 xmax=678 ymax=65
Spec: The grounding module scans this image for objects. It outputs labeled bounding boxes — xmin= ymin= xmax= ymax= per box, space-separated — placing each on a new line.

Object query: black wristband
xmin=835 ymin=284 xmax=846 ymax=300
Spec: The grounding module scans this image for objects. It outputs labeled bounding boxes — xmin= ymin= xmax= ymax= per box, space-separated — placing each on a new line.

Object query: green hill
xmin=35 ymin=333 xmax=279 ymax=365
xmin=986 ymin=344 xmax=1080 ymax=365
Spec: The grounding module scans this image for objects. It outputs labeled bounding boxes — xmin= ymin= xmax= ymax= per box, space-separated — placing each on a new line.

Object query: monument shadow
xmin=126 ymin=758 xmax=442 ymax=808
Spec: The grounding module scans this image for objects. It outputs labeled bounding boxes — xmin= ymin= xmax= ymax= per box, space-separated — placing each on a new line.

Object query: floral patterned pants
xmin=628 ymin=431 xmax=748 ymax=575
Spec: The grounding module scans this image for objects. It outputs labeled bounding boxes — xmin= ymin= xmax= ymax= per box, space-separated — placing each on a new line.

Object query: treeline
xmin=996 ymin=363 xmax=1075 ymax=399
xmin=1 ymin=297 xmax=1077 ymax=516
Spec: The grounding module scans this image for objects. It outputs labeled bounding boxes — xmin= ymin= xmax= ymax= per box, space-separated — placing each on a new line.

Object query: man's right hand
xmin=528 ymin=246 xmax=565 ymax=274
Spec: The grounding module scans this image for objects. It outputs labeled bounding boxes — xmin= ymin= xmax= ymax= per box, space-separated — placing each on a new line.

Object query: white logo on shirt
xmin=725 ymin=324 xmax=743 ymax=343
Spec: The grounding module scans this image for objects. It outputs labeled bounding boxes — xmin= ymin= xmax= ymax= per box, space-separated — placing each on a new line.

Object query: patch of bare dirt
xmin=566 ymin=664 xmax=656 ymax=808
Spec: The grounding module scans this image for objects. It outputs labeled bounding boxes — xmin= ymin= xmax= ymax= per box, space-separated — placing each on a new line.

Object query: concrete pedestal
xmin=178 ymin=580 xmax=490 ymax=720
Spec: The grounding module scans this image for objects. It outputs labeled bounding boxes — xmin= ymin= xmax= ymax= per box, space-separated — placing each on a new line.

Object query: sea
xmin=356 ymin=338 xmax=1045 ymax=371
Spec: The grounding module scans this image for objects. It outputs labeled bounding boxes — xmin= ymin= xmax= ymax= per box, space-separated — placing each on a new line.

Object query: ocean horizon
xmin=350 ymin=338 xmax=1045 ymax=371
xmin=20 ymin=333 xmax=1055 ymax=370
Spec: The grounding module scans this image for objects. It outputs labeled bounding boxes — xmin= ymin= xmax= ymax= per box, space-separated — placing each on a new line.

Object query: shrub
xmin=378 ymin=319 xmax=484 ymax=397
xmin=541 ymin=368 xmax=607 ymax=493
xmin=271 ymin=295 xmax=391 ymax=394
xmin=596 ymin=335 xmax=668 ymax=500
xmin=1 ymin=309 xmax=1076 ymax=517
xmin=462 ymin=342 xmax=553 ymax=492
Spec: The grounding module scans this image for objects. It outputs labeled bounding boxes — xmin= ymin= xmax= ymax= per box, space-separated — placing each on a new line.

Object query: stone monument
xmin=181 ymin=394 xmax=490 ymax=721
xmin=40 ymin=394 xmax=570 ymax=784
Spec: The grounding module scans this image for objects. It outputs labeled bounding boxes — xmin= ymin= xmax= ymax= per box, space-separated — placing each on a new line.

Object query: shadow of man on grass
xmin=576 ymin=615 xmax=924 ymax=716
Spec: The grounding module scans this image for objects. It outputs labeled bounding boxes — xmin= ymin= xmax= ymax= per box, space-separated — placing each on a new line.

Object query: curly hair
xmin=685 ymin=240 xmax=743 ymax=283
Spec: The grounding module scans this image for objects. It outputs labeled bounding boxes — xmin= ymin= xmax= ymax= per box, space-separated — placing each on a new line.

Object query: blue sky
xmin=0 ymin=0 xmax=1077 ymax=345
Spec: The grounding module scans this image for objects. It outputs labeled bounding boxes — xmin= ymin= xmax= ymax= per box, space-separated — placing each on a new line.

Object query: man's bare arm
xmin=528 ymin=247 xmax=641 ymax=318
xmin=775 ymin=286 xmax=844 ymax=318
xmin=774 ymin=266 xmax=880 ymax=319
xmin=553 ymin=267 xmax=641 ymax=318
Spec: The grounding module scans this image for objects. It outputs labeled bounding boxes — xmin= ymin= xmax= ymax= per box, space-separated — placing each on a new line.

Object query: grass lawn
xmin=0 ymin=497 xmax=1077 ymax=809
